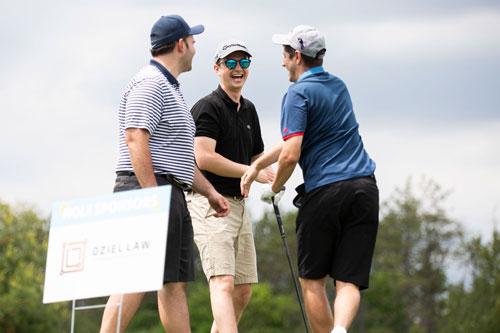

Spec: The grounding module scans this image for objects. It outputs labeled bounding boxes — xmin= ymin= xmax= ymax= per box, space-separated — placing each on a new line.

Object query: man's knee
xmin=335 ymin=280 xmax=360 ymax=298
xmin=335 ymin=280 xmax=360 ymax=292
xmin=209 ymin=275 xmax=235 ymax=294
xmin=162 ymin=282 xmax=188 ymax=297
xmin=300 ymin=277 xmax=328 ymax=293
xmin=234 ymin=284 xmax=252 ymax=304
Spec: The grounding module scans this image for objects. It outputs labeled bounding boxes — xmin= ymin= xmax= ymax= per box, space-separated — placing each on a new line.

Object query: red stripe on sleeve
xmin=283 ymin=132 xmax=304 ymax=141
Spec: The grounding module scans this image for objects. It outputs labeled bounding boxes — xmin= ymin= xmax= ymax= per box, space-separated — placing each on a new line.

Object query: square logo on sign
xmin=61 ymin=241 xmax=86 ymax=274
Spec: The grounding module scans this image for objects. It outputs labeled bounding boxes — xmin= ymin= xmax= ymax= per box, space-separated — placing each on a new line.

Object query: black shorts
xmin=113 ymin=174 xmax=195 ymax=284
xmin=296 ymin=176 xmax=379 ymax=290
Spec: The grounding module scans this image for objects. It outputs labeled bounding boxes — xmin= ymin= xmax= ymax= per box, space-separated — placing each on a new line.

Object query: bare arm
xmin=251 ymin=143 xmax=283 ymax=171
xmin=125 ymin=128 xmax=157 ymax=188
xmin=241 ymin=143 xmax=283 ymax=197
xmin=191 ymin=165 xmax=217 ymax=197
xmin=195 ymin=136 xmax=247 ymax=177
xmin=191 ymin=165 xmax=230 ymax=217
xmin=251 ymin=153 xmax=275 ymax=183
xmin=195 ymin=136 xmax=274 ymax=183
xmin=271 ymin=136 xmax=302 ymax=193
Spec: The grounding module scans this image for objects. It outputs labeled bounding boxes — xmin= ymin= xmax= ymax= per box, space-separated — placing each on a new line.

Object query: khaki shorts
xmin=187 ymin=192 xmax=258 ymax=285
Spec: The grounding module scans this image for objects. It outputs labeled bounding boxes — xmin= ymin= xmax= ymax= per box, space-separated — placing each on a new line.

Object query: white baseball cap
xmin=214 ymin=39 xmax=252 ymax=62
xmin=272 ymin=25 xmax=326 ymax=58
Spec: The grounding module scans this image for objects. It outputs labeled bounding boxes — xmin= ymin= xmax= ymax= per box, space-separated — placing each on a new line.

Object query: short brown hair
xmin=151 ymin=41 xmax=176 ymax=57
xmin=150 ymin=38 xmax=189 ymax=57
xmin=283 ymin=45 xmax=324 ymax=68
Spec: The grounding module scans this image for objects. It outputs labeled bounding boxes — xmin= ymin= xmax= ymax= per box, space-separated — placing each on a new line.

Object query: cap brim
xmin=189 ymin=24 xmax=204 ymax=35
xmin=272 ymin=33 xmax=291 ymax=45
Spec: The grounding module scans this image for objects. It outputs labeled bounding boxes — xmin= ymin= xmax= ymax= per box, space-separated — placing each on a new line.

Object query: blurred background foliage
xmin=0 ymin=178 xmax=498 ymax=332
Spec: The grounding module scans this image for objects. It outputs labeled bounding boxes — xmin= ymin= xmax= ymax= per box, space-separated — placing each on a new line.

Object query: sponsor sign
xmin=43 ymin=186 xmax=171 ymax=303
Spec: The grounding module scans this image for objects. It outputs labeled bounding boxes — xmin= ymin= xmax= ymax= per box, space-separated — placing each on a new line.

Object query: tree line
xmin=0 ymin=178 xmax=498 ymax=332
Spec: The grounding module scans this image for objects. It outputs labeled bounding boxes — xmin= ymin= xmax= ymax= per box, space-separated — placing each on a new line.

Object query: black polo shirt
xmin=191 ymin=85 xmax=264 ymax=196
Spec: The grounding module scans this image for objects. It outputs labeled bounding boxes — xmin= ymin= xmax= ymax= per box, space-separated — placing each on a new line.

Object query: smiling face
xmin=215 ymin=51 xmax=250 ymax=92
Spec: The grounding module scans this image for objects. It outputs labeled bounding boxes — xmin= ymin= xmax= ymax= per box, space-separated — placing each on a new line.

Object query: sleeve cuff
xmin=283 ymin=132 xmax=304 ymax=141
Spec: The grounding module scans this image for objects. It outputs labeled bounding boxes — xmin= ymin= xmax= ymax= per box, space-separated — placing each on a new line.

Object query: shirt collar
xmin=215 ymin=85 xmax=245 ymax=108
xmin=150 ymin=59 xmax=179 ymax=86
xmin=297 ymin=66 xmax=325 ymax=82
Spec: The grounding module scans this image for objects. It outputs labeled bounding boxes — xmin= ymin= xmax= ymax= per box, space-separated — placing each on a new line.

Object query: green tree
xmin=364 ymin=178 xmax=463 ymax=333
xmin=239 ymin=283 xmax=304 ymax=333
xmin=440 ymin=230 xmax=500 ymax=332
xmin=0 ymin=201 xmax=68 ymax=333
xmin=253 ymin=210 xmax=299 ymax=294
xmin=188 ymin=280 xmax=212 ymax=333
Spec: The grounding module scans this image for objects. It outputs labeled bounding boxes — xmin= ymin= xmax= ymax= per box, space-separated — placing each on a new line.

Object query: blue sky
xmin=1 ymin=0 xmax=499 ymax=239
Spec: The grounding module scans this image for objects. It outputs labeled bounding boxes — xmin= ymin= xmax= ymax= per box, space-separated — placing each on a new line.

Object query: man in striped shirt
xmin=100 ymin=15 xmax=229 ymax=333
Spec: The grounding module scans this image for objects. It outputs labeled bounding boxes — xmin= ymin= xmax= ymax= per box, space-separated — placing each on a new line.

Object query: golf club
xmin=271 ymin=197 xmax=310 ymax=333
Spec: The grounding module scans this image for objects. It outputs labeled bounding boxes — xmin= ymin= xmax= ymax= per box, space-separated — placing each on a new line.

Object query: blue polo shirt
xmin=280 ymin=66 xmax=375 ymax=193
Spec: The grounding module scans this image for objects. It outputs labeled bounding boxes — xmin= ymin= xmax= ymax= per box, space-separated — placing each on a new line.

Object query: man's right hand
xmin=255 ymin=166 xmax=275 ymax=184
xmin=206 ymin=190 xmax=230 ymax=217
xmin=241 ymin=165 xmax=259 ymax=198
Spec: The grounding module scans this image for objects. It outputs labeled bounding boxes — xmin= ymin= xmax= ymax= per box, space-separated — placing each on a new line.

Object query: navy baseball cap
xmin=150 ymin=15 xmax=204 ymax=49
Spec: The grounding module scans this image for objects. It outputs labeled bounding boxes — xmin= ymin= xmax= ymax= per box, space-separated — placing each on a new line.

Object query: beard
xmin=182 ymin=55 xmax=193 ymax=73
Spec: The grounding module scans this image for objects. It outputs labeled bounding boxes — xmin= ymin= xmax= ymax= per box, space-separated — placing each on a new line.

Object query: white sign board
xmin=43 ymin=186 xmax=171 ymax=304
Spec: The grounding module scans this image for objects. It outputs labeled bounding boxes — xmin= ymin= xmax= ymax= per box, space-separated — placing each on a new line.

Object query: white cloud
xmin=327 ymin=10 xmax=500 ymax=63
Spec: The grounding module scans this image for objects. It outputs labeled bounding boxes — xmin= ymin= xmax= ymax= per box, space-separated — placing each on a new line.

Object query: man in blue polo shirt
xmin=99 ymin=15 xmax=229 ymax=333
xmin=241 ymin=25 xmax=379 ymax=333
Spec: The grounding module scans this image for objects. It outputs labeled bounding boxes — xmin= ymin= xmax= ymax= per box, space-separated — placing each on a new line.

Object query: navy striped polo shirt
xmin=116 ymin=60 xmax=196 ymax=186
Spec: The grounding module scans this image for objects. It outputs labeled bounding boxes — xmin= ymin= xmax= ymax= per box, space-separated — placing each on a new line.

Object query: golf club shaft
xmin=272 ymin=198 xmax=310 ymax=333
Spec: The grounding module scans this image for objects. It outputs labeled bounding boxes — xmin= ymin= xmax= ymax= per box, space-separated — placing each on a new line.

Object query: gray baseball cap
xmin=214 ymin=39 xmax=252 ymax=62
xmin=272 ymin=25 xmax=326 ymax=58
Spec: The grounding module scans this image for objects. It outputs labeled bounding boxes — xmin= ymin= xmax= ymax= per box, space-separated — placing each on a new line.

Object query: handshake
xmin=240 ymin=161 xmax=285 ymax=204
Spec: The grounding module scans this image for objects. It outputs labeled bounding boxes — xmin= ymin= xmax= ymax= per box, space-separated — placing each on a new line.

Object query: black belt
xmin=116 ymin=171 xmax=190 ymax=191
xmin=187 ymin=190 xmax=244 ymax=201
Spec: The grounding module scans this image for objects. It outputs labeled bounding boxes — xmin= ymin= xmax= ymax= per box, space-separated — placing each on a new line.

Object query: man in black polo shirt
xmin=188 ymin=39 xmax=274 ymax=332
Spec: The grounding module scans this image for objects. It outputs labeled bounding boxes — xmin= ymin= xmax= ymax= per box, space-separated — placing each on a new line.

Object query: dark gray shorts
xmin=113 ymin=174 xmax=195 ymax=283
